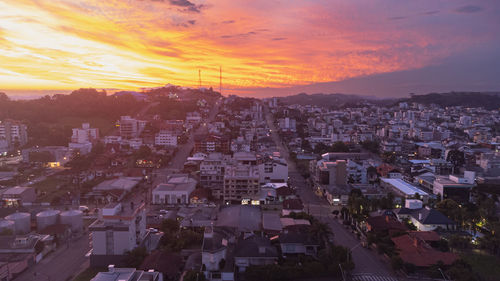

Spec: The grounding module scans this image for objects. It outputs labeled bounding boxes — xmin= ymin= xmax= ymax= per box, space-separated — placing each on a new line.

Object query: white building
xmin=154 ymin=130 xmax=178 ymax=147
xmin=0 ymin=120 xmax=28 ymax=153
xmin=258 ymin=155 xmax=288 ymax=184
xmin=71 ymin=123 xmax=99 ymax=144
xmin=89 ymin=200 xmax=147 ymax=256
xmin=152 ymin=174 xmax=196 ymax=204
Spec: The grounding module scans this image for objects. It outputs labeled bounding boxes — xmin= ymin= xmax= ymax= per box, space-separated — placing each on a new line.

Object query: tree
xmin=124 ymin=247 xmax=148 ymax=268
xmin=160 ymin=219 xmax=180 ymax=233
xmin=436 ymin=199 xmax=461 ymax=224
xmin=183 ymin=270 xmax=206 ymax=281
xmin=447 ymin=149 xmax=465 ymax=174
xmin=331 ymin=141 xmax=349 ymax=152
xmin=361 ymin=140 xmax=380 ymax=154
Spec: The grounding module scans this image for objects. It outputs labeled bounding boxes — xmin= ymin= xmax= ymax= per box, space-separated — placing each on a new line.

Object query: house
xmin=365 ymin=215 xmax=408 ymax=234
xmin=278 ymin=231 xmax=320 ymax=257
xmin=234 ymin=235 xmax=278 ymax=272
xmin=394 ymin=206 xmax=457 ymax=231
xmin=391 ymin=234 xmax=458 ymax=267
xmin=201 ymin=226 xmax=236 ymax=281
xmin=281 ymin=198 xmax=304 ymax=216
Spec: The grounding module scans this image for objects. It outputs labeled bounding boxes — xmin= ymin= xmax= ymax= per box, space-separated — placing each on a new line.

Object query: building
xmin=91 ymin=265 xmax=163 ymax=281
xmin=0 ymin=120 xmax=28 ymax=153
xmin=391 ymin=235 xmax=458 ymax=267
xmin=380 ymin=178 xmax=429 ymax=203
xmin=310 ymin=159 xmax=347 ymax=186
xmin=89 ymin=200 xmax=149 ymax=266
xmin=119 ymin=116 xmax=147 ymax=139
xmin=154 ymin=130 xmax=178 ymax=147
xmin=21 ymin=146 xmax=71 ymax=166
xmin=395 ymin=206 xmax=457 ymax=231
xmin=70 ymin=123 xmax=99 ymax=143
xmin=234 ymin=235 xmax=278 ymax=273
xmin=152 ymin=174 xmax=196 ymax=205
xmin=433 ymin=172 xmax=475 ymax=202
xmin=1 ymin=186 xmax=36 ymax=207
xmin=258 ymin=154 xmax=288 ymax=184
xmin=201 ymin=226 xmax=236 ymax=281
xmin=194 ymin=134 xmax=230 ymax=154
xmin=223 ymin=165 xmax=260 ymax=203
xmin=0 ymin=234 xmax=49 ymax=280
xmin=200 ymin=153 xmax=228 ymax=199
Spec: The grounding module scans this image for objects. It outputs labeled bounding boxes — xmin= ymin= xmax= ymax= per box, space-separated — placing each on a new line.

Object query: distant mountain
xmin=399 ymin=92 xmax=500 ymax=110
xmin=276 ymin=93 xmax=395 ymax=108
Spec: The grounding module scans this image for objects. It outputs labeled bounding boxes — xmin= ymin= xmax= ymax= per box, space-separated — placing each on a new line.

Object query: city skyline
xmin=1 ymin=0 xmax=500 ymax=97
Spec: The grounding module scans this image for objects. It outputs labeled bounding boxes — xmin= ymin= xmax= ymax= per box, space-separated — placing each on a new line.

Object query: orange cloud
xmin=0 ymin=0 xmax=496 ymax=95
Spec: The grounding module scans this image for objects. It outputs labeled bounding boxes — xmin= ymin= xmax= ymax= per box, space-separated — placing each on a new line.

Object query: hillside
xmin=276 ymin=93 xmax=394 ymax=108
xmin=400 ymin=92 xmax=500 ymax=110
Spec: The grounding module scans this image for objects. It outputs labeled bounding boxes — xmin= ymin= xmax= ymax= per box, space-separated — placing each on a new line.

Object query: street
xmin=264 ymin=106 xmax=396 ymax=278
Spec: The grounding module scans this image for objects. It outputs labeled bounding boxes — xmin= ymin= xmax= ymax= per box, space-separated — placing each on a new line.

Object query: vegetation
xmin=158 ymin=219 xmax=203 ymax=252
xmin=400 ymin=92 xmax=500 ymax=110
xmin=183 ymin=270 xmax=206 ymax=281
xmin=360 ymin=140 xmax=380 ymax=154
xmin=148 ymin=96 xmax=199 ymax=120
xmin=0 ymin=89 xmax=145 ymax=146
xmin=124 ymin=246 xmax=148 ymax=268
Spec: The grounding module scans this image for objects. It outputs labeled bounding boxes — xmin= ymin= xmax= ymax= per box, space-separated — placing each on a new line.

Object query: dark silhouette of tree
xmin=447 ymin=149 xmax=465 ymax=174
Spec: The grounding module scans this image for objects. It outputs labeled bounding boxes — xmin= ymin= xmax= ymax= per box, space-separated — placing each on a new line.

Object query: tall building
xmin=0 ymin=120 xmax=28 ymax=153
xmin=119 ymin=116 xmax=147 ymax=139
xmin=69 ymin=123 xmax=99 ymax=155
xmin=89 ymin=200 xmax=149 ymax=266
xmin=223 ymin=165 xmax=260 ymax=203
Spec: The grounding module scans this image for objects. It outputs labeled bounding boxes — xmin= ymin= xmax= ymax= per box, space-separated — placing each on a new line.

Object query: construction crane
xmin=198 ymin=69 xmax=202 ymax=88
xmin=219 ymin=66 xmax=222 ymax=95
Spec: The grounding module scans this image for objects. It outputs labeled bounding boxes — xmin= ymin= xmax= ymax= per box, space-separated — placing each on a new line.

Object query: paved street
xmin=14 ymin=234 xmax=90 ymax=281
xmin=264 ymin=106 xmax=395 ymax=278
xmin=152 ymin=99 xmax=220 ymax=186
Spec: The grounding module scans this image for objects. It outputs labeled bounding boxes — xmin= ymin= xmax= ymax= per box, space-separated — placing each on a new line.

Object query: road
xmin=14 ymin=234 xmax=90 ymax=281
xmin=152 ymin=98 xmax=220 ymax=185
xmin=264 ymin=106 xmax=395 ymax=278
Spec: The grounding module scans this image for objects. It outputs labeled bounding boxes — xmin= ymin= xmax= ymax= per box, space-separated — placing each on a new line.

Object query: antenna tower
xmin=219 ymin=66 xmax=222 ymax=95
xmin=198 ymin=69 xmax=202 ymax=88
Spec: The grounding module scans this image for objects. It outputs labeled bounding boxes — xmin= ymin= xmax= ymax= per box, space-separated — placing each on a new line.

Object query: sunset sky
xmin=1 ymin=0 xmax=499 ymax=97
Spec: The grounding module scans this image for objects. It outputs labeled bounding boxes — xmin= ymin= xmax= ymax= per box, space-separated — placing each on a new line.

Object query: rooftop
xmin=381 ymin=178 xmax=428 ymax=196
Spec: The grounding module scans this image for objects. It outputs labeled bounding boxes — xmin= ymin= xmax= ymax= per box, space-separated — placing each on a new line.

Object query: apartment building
xmin=154 ymin=130 xmax=178 ymax=147
xmin=89 ymin=200 xmax=148 ymax=266
xmin=0 ymin=120 xmax=28 ymax=153
xmin=119 ymin=116 xmax=147 ymax=139
xmin=69 ymin=123 xmax=99 ymax=155
xmin=152 ymin=174 xmax=196 ymax=205
xmin=223 ymin=165 xmax=260 ymax=203
xmin=200 ymin=153 xmax=228 ymax=199
xmin=257 ymin=155 xmax=288 ymax=184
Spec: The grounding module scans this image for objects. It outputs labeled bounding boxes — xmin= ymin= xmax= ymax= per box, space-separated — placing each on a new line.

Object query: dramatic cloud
xmin=0 ymin=0 xmax=499 ymax=96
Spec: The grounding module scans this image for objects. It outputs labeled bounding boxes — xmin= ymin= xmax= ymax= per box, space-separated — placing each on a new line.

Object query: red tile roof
xmin=391 ymin=234 xmax=458 ymax=267
xmin=408 ymin=231 xmax=441 ymax=242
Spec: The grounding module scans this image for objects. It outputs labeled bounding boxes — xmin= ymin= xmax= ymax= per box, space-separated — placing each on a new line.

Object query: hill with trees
xmin=399 ymin=92 xmax=500 ymax=110
xmin=0 ymin=89 xmax=145 ymax=146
